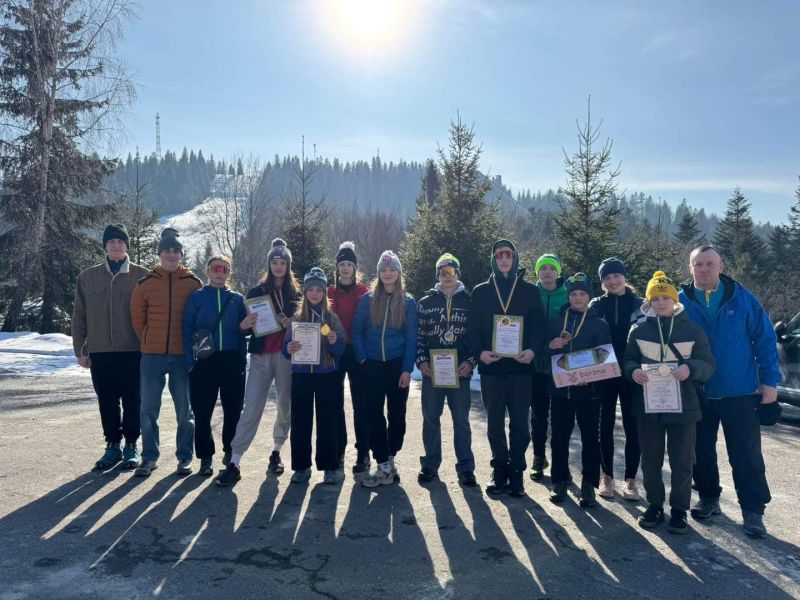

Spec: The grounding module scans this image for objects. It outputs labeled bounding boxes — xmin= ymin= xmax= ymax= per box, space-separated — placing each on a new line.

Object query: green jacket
xmin=534 ymin=278 xmax=569 ymax=373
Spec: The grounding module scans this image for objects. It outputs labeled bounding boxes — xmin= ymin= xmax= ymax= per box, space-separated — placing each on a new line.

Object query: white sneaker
xmin=622 ymin=478 xmax=641 ymax=501
xmin=362 ymin=462 xmax=395 ymax=488
xmin=598 ymin=474 xmax=615 ymax=498
xmin=176 ymin=459 xmax=192 ymax=476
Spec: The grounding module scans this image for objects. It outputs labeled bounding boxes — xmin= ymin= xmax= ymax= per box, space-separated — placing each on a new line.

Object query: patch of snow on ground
xmin=0 ymin=332 xmax=85 ymax=376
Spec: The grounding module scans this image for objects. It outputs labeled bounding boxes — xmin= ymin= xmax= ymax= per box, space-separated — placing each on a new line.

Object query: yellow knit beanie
xmin=646 ymin=271 xmax=679 ymax=303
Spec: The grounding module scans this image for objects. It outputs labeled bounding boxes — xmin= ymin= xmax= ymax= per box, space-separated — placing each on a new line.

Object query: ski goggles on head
xmin=210 ymin=264 xmax=230 ymax=274
xmin=438 ymin=267 xmax=458 ymax=278
xmin=494 ymin=249 xmax=514 ymax=261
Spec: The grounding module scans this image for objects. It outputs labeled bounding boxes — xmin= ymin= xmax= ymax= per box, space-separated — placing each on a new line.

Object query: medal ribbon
xmin=657 ymin=314 xmax=676 ymax=362
xmin=492 ymin=274 xmax=519 ymax=315
xmin=273 ymin=288 xmax=285 ymax=315
xmin=562 ymin=309 xmax=588 ymax=349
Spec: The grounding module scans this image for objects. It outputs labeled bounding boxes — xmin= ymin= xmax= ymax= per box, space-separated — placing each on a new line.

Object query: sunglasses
xmin=494 ymin=249 xmax=515 ymax=261
xmin=438 ymin=267 xmax=457 ymax=277
xmin=210 ymin=264 xmax=230 ymax=274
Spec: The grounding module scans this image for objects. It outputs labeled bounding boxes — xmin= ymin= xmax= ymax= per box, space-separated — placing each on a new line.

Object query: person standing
xmin=182 ymin=255 xmax=248 ymax=476
xmin=529 ymin=254 xmax=569 ymax=481
xmin=590 ymin=257 xmax=644 ymax=500
xmin=130 ymin=228 xmax=202 ymax=477
xmin=72 ymin=224 xmax=149 ymax=470
xmin=352 ymin=251 xmax=417 ymax=488
xmin=468 ymin=240 xmax=545 ymax=497
xmin=680 ymin=246 xmax=781 ymax=538
xmin=416 ymin=253 xmax=476 ymax=486
xmin=328 ymin=242 xmax=370 ymax=474
xmin=216 ymin=239 xmax=301 ymax=486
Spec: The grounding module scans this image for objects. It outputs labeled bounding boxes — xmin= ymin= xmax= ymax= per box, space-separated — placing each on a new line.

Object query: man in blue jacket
xmin=679 ymin=246 xmax=781 ymax=538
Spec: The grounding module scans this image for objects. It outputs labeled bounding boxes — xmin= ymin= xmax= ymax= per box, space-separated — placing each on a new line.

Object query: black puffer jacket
xmin=623 ymin=306 xmax=715 ymax=424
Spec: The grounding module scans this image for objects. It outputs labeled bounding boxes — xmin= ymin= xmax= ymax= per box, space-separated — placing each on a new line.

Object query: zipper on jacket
xmin=380 ymin=298 xmax=390 ymax=362
xmin=165 ymin=272 xmax=173 ymax=354
xmin=217 ymin=288 xmax=223 ymax=351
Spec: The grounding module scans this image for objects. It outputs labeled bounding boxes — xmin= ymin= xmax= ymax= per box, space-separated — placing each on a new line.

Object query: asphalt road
xmin=1 ymin=373 xmax=799 ymax=600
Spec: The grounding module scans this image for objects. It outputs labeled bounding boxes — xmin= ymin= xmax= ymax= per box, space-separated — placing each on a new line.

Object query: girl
xmin=216 ymin=239 xmax=301 ymax=486
xmin=352 ymin=251 xmax=417 ymax=488
xmin=624 ymin=271 xmax=715 ymax=534
xmin=284 ymin=268 xmax=346 ymax=484
xmin=328 ymin=242 xmax=370 ymax=474
xmin=182 ymin=255 xmax=248 ymax=476
xmin=591 ymin=257 xmax=645 ymax=500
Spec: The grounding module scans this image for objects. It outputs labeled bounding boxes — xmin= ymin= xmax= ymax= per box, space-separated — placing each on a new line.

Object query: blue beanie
xmin=303 ymin=267 xmax=328 ymax=291
xmin=598 ymin=257 xmax=627 ymax=280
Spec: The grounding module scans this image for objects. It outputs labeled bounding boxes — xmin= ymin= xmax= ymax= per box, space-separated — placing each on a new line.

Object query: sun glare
xmin=324 ymin=0 xmax=409 ymax=52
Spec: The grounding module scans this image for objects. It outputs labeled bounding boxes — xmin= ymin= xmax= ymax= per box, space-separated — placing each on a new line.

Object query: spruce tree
xmin=673 ymin=211 xmax=706 ymax=247
xmin=712 ymin=188 xmax=766 ymax=284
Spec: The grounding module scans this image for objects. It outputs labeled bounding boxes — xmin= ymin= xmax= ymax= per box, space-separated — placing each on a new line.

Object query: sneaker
xmin=579 ymin=481 xmax=597 ymax=508
xmin=198 ymin=458 xmax=214 ymax=476
xmin=622 ymin=478 xmax=641 ymax=501
xmin=486 ymin=468 xmax=509 ymax=495
xmin=458 ymin=471 xmax=477 ymax=487
xmin=598 ymin=474 xmax=615 ymax=499
xmin=222 ymin=451 xmax=232 ymax=467
xmin=667 ymin=509 xmax=689 ymax=534
xmin=742 ymin=511 xmax=767 ymax=538
xmin=388 ymin=455 xmax=397 ymax=475
xmin=690 ymin=497 xmax=721 ymax=521
xmin=215 ymin=464 xmax=241 ymax=486
xmin=638 ymin=504 xmax=665 ymax=529
xmin=529 ymin=455 xmax=548 ymax=481
xmin=176 ymin=459 xmax=192 ymax=476
xmin=417 ymin=467 xmax=439 ymax=484
xmin=323 ymin=470 xmax=338 ymax=485
xmin=549 ymin=481 xmax=569 ymax=504
xmin=290 ymin=468 xmax=312 ymax=484
xmin=352 ymin=455 xmax=371 ymax=475
xmin=507 ymin=470 xmax=525 ymax=497
xmin=362 ymin=462 xmax=395 ymax=488
xmin=268 ymin=451 xmax=285 ymax=475
xmin=120 ymin=443 xmax=141 ymax=470
xmin=94 ymin=442 xmax=122 ymax=470
xmin=134 ymin=460 xmax=158 ymax=478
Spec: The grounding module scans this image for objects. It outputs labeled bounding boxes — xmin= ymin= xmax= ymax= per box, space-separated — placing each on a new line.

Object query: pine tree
xmin=712 ymin=188 xmax=766 ymax=284
xmin=673 ymin=211 xmax=706 ymax=247
xmin=552 ymin=97 xmax=621 ymax=283
xmin=788 ymin=176 xmax=800 ymax=247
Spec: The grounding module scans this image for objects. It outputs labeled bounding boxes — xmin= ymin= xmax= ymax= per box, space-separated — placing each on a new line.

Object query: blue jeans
xmin=420 ymin=376 xmax=475 ymax=473
xmin=140 ymin=354 xmax=194 ymax=463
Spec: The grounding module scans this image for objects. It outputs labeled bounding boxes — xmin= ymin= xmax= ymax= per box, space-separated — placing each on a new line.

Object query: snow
xmin=0 ymin=332 xmax=86 ymax=376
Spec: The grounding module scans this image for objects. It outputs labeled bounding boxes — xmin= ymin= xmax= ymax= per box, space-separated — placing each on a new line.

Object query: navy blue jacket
xmin=352 ymin=292 xmax=417 ymax=373
xmin=182 ymin=285 xmax=247 ymax=370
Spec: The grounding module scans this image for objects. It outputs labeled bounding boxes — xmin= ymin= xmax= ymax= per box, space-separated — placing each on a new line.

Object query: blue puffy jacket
xmin=352 ymin=292 xmax=417 ymax=373
xmin=182 ymin=285 xmax=247 ymax=370
xmin=679 ymin=274 xmax=781 ymax=398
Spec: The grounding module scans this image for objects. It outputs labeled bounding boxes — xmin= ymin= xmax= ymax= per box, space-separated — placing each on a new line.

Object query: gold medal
xmin=501 ymin=316 xmax=511 ymax=326
xmin=320 ymin=324 xmax=331 ymax=336
xmin=444 ymin=329 xmax=455 ymax=343
xmin=658 ymin=364 xmax=671 ymax=377
xmin=560 ymin=331 xmax=572 ymax=342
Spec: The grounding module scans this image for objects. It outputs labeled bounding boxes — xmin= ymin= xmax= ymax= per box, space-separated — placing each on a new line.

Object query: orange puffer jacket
xmin=130 ymin=265 xmax=203 ymax=355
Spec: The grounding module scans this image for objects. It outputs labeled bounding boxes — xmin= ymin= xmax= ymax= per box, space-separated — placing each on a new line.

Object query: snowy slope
xmin=0 ymin=332 xmax=86 ymax=376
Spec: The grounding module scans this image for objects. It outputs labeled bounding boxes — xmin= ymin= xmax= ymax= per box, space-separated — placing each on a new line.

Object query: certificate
xmin=430 ymin=349 xmax=459 ymax=389
xmin=643 ymin=362 xmax=683 ymax=413
xmin=492 ymin=314 xmax=523 ymax=357
xmin=245 ymin=295 xmax=282 ymax=337
xmin=291 ymin=322 xmax=321 ymax=365
xmin=566 ymin=349 xmax=597 ymax=370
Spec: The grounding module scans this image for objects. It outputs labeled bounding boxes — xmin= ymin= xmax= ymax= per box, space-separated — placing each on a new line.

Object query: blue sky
xmin=117 ymin=0 xmax=800 ymax=222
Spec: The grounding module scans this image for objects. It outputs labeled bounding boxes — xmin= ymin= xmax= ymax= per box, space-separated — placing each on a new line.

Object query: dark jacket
xmin=244 ymin=283 xmax=301 ymax=355
xmin=282 ymin=308 xmax=346 ymax=375
xmin=547 ymin=305 xmax=612 ymax=400
xmin=182 ymin=285 xmax=248 ymax=371
xmin=352 ymin=292 xmax=418 ymax=373
xmin=589 ymin=288 xmax=645 ymax=361
xmin=416 ymin=282 xmax=475 ymax=369
xmin=468 ymin=270 xmax=546 ymax=376
xmin=623 ymin=306 xmax=715 ymax=424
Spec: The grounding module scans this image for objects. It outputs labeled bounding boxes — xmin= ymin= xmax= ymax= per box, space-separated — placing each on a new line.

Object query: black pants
xmin=89 ymin=351 xmax=141 ymax=445
xmin=480 ymin=372 xmax=532 ymax=471
xmin=188 ymin=351 xmax=245 ymax=460
xmin=550 ymin=395 xmax=600 ymax=486
xmin=530 ymin=372 xmax=551 ymax=459
xmin=694 ymin=395 xmax=771 ymax=514
xmin=599 ymin=377 xmax=640 ymax=480
xmin=336 ymin=345 xmax=369 ymax=460
xmin=290 ymin=372 xmax=340 ymax=471
xmin=638 ymin=419 xmax=696 ymax=512
xmin=363 ymin=358 xmax=409 ymax=464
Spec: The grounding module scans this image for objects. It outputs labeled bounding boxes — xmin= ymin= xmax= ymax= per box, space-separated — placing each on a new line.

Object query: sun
xmin=324 ymin=0 xmax=409 ymax=52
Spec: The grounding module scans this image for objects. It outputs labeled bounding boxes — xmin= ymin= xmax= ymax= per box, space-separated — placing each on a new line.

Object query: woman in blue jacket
xmin=284 ymin=268 xmax=346 ymax=485
xmin=182 ymin=255 xmax=248 ymax=476
xmin=352 ymin=251 xmax=417 ymax=488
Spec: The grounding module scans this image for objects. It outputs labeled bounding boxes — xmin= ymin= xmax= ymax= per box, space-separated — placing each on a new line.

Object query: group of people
xmin=72 ymin=224 xmax=782 ymax=540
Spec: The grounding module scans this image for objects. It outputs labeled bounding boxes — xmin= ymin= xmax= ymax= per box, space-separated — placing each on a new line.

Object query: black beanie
xmin=598 ymin=257 xmax=627 ymax=280
xmin=336 ymin=241 xmax=358 ymax=267
xmin=158 ymin=227 xmax=183 ymax=255
xmin=103 ymin=223 xmax=129 ymax=248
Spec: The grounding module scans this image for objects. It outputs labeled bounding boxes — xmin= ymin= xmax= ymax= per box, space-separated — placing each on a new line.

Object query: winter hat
xmin=566 ymin=272 xmax=593 ymax=297
xmin=303 ymin=267 xmax=328 ymax=291
xmin=490 ymin=239 xmax=519 ymax=278
xmin=268 ymin=238 xmax=292 ymax=263
xmin=158 ymin=227 xmax=183 ymax=255
xmin=435 ymin=253 xmax=460 ymax=275
xmin=598 ymin=257 xmax=627 ymax=280
xmin=336 ymin=241 xmax=358 ymax=267
xmin=103 ymin=223 xmax=129 ymax=248
xmin=377 ymin=250 xmax=402 ymax=273
xmin=645 ymin=271 xmax=679 ymax=303
xmin=535 ymin=253 xmax=562 ymax=276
